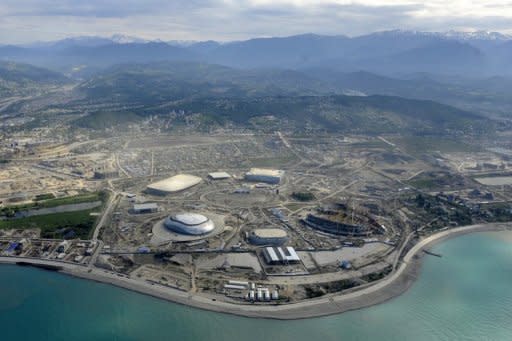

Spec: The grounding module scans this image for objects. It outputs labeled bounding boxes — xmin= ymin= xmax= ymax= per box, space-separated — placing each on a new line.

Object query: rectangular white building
xmin=262 ymin=246 xmax=300 ymax=265
xmin=132 ymin=203 xmax=158 ymax=214
xmin=245 ymin=168 xmax=284 ymax=184
xmin=208 ymin=172 xmax=231 ymax=180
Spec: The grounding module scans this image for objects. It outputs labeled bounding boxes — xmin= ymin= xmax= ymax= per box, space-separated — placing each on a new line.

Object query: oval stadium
xmin=164 ymin=213 xmax=215 ymax=236
xmin=248 ymin=228 xmax=288 ymax=246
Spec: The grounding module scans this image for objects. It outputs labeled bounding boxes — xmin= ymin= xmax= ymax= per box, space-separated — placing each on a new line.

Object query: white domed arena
xmin=164 ymin=213 xmax=215 ymax=235
xmin=146 ymin=174 xmax=202 ymax=195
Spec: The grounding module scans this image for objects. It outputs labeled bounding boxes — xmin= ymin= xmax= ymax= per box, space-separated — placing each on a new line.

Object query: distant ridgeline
xmin=0 ymin=56 xmax=503 ymax=136
xmin=72 ymin=94 xmax=491 ymax=136
xmin=0 ymin=61 xmax=70 ymax=96
xmin=166 ymin=95 xmax=489 ymax=134
xmin=65 ymin=61 xmax=493 ymax=135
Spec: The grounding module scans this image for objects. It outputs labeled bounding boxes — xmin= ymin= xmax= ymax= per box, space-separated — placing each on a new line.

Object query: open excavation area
xmin=2 ymin=123 xmax=512 ymax=315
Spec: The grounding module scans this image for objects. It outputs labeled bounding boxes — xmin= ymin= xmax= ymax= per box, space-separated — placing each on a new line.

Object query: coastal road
xmin=392 ymin=217 xmax=440 ymax=271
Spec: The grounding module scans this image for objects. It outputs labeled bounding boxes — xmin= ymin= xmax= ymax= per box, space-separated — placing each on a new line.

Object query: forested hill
xmin=0 ymin=61 xmax=70 ymax=96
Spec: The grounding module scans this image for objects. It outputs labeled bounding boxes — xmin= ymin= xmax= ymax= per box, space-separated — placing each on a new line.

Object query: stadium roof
xmin=147 ymin=174 xmax=202 ymax=193
xmin=252 ymin=228 xmax=287 ymax=238
xmin=164 ymin=213 xmax=215 ymax=235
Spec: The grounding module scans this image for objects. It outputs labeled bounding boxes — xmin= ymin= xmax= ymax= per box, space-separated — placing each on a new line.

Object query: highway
xmin=89 ymin=188 xmax=120 ymax=267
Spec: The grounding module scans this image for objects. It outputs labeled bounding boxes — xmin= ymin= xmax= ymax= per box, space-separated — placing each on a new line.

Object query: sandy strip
xmin=1 ymin=222 xmax=510 ymax=320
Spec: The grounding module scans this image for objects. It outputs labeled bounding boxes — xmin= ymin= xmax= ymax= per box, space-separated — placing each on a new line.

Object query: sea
xmin=1 ymin=231 xmax=511 ymax=341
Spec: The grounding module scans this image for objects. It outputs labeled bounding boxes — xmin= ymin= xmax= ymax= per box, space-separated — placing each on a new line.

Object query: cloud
xmin=0 ymin=0 xmax=511 ymax=44
xmin=1 ymin=0 xmax=218 ymax=18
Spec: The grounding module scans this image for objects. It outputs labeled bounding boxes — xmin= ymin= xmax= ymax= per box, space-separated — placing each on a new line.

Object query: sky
xmin=1 ymin=0 xmax=512 ymax=44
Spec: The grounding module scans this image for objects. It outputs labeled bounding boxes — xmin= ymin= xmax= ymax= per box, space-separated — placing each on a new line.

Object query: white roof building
xmin=245 ymin=168 xmax=284 ymax=184
xmin=262 ymin=246 xmax=300 ymax=264
xmin=132 ymin=203 xmax=158 ymax=213
xmin=147 ymin=174 xmax=202 ymax=194
xmin=208 ymin=172 xmax=231 ymax=180
xmin=249 ymin=228 xmax=288 ymax=246
xmin=164 ymin=213 xmax=215 ymax=235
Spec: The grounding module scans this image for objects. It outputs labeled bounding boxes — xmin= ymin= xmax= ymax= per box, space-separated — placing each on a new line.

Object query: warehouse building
xmin=245 ymin=168 xmax=284 ymax=184
xmin=132 ymin=203 xmax=158 ymax=214
xmin=208 ymin=172 xmax=231 ymax=180
xmin=262 ymin=246 xmax=300 ymax=265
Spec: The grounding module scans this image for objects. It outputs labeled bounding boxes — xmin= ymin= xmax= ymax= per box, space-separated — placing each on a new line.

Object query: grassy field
xmin=350 ymin=140 xmax=392 ymax=150
xmin=0 ymin=209 xmax=99 ymax=239
xmin=0 ymin=191 xmax=107 ymax=239
xmin=407 ymin=171 xmax=471 ymax=190
xmin=74 ymin=111 xmax=141 ymax=130
xmin=284 ymin=203 xmax=308 ymax=212
xmin=1 ymin=191 xmax=106 ymax=214
xmin=249 ymin=155 xmax=298 ymax=168
xmin=392 ymin=136 xmax=482 ymax=154
xmin=408 ymin=178 xmax=437 ymax=189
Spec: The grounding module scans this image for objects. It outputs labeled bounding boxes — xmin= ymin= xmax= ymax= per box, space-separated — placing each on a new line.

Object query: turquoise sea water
xmin=1 ymin=231 xmax=511 ymax=341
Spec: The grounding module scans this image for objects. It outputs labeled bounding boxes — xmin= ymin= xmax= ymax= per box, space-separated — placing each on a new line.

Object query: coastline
xmin=1 ymin=222 xmax=510 ymax=320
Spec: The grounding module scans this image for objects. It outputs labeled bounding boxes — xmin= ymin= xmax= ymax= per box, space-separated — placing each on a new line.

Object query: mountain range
xmin=1 ymin=30 xmax=512 ymax=77
xmin=2 ymin=30 xmax=512 ymax=133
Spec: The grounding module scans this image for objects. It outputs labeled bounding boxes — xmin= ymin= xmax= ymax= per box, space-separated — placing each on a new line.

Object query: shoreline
xmin=1 ymin=222 xmax=510 ymax=320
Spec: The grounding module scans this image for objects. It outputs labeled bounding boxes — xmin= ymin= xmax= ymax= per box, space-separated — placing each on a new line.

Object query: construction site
xmin=2 ymin=129 xmax=512 ymax=305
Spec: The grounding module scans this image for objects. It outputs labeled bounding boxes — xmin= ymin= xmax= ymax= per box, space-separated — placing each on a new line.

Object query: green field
xmin=249 ymin=155 xmax=297 ymax=167
xmin=74 ymin=111 xmax=141 ymax=130
xmin=291 ymin=191 xmax=315 ymax=201
xmin=350 ymin=140 xmax=392 ymax=150
xmin=408 ymin=178 xmax=437 ymax=189
xmin=1 ymin=192 xmax=106 ymax=214
xmin=407 ymin=171 xmax=472 ymax=190
xmin=393 ymin=136 xmax=482 ymax=154
xmin=0 ymin=191 xmax=107 ymax=239
xmin=0 ymin=209 xmax=99 ymax=239
xmin=284 ymin=203 xmax=307 ymax=212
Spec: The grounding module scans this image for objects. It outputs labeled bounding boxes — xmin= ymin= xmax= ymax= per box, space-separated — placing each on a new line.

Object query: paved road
xmin=89 ymin=190 xmax=119 ymax=267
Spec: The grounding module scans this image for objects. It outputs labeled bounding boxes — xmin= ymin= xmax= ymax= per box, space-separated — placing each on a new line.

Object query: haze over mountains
xmin=2 ymin=30 xmax=512 ymax=133
xmin=1 ymin=30 xmax=512 ymax=77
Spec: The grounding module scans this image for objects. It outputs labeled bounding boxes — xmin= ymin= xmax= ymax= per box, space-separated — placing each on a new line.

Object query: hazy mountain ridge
xmin=4 ymin=58 xmax=512 ymax=118
xmin=76 ymin=61 xmax=337 ymax=102
xmin=303 ymin=68 xmax=512 ymax=115
xmin=71 ymin=92 xmax=491 ymax=135
xmin=0 ymin=61 xmax=70 ymax=96
xmin=2 ymin=30 xmax=512 ymax=77
xmin=61 ymin=61 xmax=494 ymax=135
xmin=3 ymin=31 xmax=511 ymax=134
